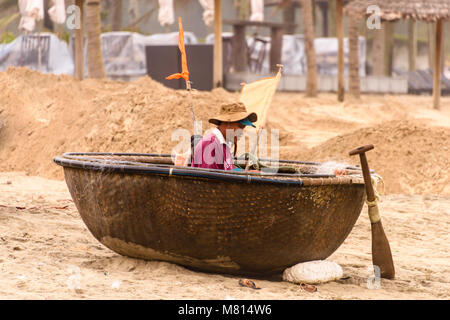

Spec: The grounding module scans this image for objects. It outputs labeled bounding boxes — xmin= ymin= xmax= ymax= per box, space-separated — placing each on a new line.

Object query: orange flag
xmin=166 ymin=17 xmax=190 ymax=82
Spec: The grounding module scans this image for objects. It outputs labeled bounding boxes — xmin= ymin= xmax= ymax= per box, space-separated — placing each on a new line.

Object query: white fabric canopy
xmin=198 ymin=0 xmax=214 ymax=26
xmin=0 ymin=33 xmax=73 ymax=74
xmin=18 ymin=0 xmax=44 ymax=32
xmin=249 ymin=0 xmax=264 ymax=22
xmin=158 ymin=0 xmax=174 ymax=26
xmin=48 ymin=0 xmax=66 ymax=25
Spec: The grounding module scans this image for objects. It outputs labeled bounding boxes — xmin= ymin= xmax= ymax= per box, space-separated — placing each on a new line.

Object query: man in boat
xmin=191 ymin=102 xmax=257 ymax=171
xmin=190 ymin=101 xmax=347 ymax=176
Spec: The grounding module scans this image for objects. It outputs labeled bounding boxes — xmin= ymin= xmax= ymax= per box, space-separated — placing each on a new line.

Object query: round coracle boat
xmin=54 ymin=152 xmax=367 ymax=276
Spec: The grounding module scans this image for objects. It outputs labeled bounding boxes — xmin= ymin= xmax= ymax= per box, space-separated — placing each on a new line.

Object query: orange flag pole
xmin=166 ymin=17 xmax=199 ymax=135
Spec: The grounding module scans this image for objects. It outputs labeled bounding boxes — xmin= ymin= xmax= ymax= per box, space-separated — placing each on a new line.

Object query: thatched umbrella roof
xmin=344 ymin=0 xmax=449 ymax=109
xmin=344 ymin=0 xmax=450 ymax=22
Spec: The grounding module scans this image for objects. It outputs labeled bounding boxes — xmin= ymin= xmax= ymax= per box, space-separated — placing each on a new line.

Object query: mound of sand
xmin=291 ymin=120 xmax=450 ymax=195
xmin=0 ymin=67 xmax=449 ymax=195
xmin=0 ymin=67 xmax=237 ymax=179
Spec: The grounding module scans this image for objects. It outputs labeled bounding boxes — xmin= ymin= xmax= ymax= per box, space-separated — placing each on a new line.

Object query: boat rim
xmin=53 ymin=152 xmax=365 ymax=186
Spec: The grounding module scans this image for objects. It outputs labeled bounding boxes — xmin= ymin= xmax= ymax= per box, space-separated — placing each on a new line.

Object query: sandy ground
xmin=0 ymin=69 xmax=449 ymax=299
xmin=0 ymin=172 xmax=448 ymax=300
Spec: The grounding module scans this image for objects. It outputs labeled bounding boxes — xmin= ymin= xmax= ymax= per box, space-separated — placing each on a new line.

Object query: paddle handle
xmin=359 ymin=153 xmax=376 ymax=202
xmin=349 ymin=144 xmax=375 ymax=201
xmin=349 ymin=144 xmax=395 ymax=279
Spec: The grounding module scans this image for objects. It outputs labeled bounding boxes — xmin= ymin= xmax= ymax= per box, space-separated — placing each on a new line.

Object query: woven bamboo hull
xmin=59 ymin=154 xmax=366 ymax=276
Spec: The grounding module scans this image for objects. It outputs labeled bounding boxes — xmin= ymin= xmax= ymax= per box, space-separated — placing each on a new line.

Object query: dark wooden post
xmin=226 ymin=20 xmax=292 ymax=74
xmin=86 ymin=0 xmax=105 ymax=78
xmin=433 ymin=19 xmax=443 ymax=110
xmin=383 ymin=21 xmax=394 ymax=76
xmin=43 ymin=0 xmax=54 ymax=31
xmin=328 ymin=0 xmax=336 ymax=37
xmin=283 ymin=1 xmax=296 ymax=35
xmin=75 ymin=0 xmax=84 ymax=80
xmin=428 ymin=23 xmax=435 ymax=71
xmin=319 ymin=1 xmax=328 ymax=37
xmin=348 ymin=14 xmax=360 ymax=98
xmin=302 ymin=0 xmax=318 ymax=97
xmin=408 ymin=20 xmax=416 ymax=71
xmin=372 ymin=23 xmax=385 ymax=76
xmin=231 ymin=24 xmax=247 ymax=72
xmin=270 ymin=26 xmax=284 ymax=73
xmin=213 ymin=0 xmax=223 ymax=87
xmin=337 ymin=0 xmax=344 ymax=101
xmin=111 ymin=0 xmax=123 ymax=31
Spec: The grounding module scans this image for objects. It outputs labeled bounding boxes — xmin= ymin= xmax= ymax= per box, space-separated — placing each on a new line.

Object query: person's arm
xmin=334 ymin=169 xmax=347 ymax=176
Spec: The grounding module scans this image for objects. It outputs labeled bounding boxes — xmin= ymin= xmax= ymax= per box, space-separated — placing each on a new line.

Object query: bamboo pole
xmin=329 ymin=0 xmax=336 ymax=37
xmin=372 ymin=23 xmax=385 ymax=76
xmin=301 ymin=0 xmax=318 ymax=97
xmin=75 ymin=0 xmax=84 ymax=80
xmin=319 ymin=2 xmax=328 ymax=37
xmin=86 ymin=0 xmax=106 ymax=78
xmin=433 ymin=19 xmax=443 ymax=110
xmin=312 ymin=0 xmax=316 ymax=30
xmin=428 ymin=23 xmax=435 ymax=71
xmin=383 ymin=21 xmax=393 ymax=76
xmin=37 ymin=22 xmax=41 ymax=72
xmin=283 ymin=1 xmax=296 ymax=35
xmin=348 ymin=14 xmax=360 ymax=98
xmin=336 ymin=0 xmax=344 ymax=101
xmin=111 ymin=0 xmax=122 ymax=31
xmin=213 ymin=0 xmax=223 ymax=88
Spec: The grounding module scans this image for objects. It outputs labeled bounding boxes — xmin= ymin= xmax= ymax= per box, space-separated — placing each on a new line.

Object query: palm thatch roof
xmin=344 ymin=0 xmax=450 ymax=22
xmin=265 ymin=0 xmax=350 ymax=7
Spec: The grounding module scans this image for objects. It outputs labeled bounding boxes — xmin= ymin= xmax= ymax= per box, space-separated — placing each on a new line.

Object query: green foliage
xmin=101 ymin=26 xmax=112 ymax=33
xmin=100 ymin=9 xmax=109 ymax=23
xmin=0 ymin=12 xmax=20 ymax=31
xmin=121 ymin=26 xmax=140 ymax=33
xmin=0 ymin=31 xmax=15 ymax=44
xmin=234 ymin=0 xmax=250 ymax=20
xmin=58 ymin=30 xmax=71 ymax=44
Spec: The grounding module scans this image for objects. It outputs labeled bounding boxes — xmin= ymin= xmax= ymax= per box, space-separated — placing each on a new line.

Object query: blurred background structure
xmin=0 ymin=0 xmax=449 ymax=103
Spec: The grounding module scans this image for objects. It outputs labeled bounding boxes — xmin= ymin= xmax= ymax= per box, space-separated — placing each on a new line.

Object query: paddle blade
xmin=371 ymin=219 xmax=395 ymax=279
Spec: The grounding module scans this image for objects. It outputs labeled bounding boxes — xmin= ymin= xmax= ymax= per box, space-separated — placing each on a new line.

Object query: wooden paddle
xmin=349 ymin=145 xmax=395 ymax=279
